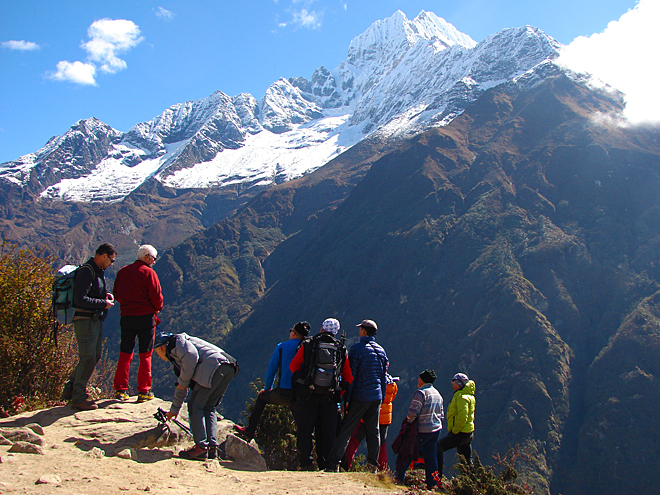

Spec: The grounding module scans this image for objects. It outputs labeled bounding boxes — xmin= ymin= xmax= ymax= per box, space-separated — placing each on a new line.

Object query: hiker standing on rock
xmin=396 ymin=369 xmax=444 ymax=489
xmin=437 ymin=372 xmax=476 ymax=478
xmin=289 ymin=318 xmax=352 ymax=470
xmin=112 ymin=244 xmax=163 ymax=403
xmin=154 ymin=332 xmax=239 ymax=461
xmin=326 ymin=319 xmax=388 ymax=472
xmin=234 ymin=321 xmax=311 ymax=441
xmin=62 ymin=243 xmax=117 ymax=411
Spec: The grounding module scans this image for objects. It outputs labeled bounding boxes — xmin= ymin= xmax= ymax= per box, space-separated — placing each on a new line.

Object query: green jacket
xmin=446 ymin=380 xmax=476 ymax=434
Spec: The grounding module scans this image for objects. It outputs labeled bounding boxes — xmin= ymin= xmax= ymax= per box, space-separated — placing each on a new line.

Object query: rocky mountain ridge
xmin=152 ymin=74 xmax=660 ymax=495
xmin=0 ymin=10 xmax=560 ymax=204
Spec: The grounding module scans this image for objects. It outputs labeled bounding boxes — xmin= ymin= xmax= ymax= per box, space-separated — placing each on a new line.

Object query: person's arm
xmin=113 ymin=268 xmax=126 ymax=306
xmin=407 ymin=389 xmax=424 ymax=422
xmin=340 ymin=355 xmax=353 ymax=383
xmin=148 ymin=271 xmax=164 ymax=312
xmin=173 ymin=339 xmax=199 ymax=390
xmin=289 ymin=345 xmax=305 ymax=373
xmin=451 ymin=395 xmax=469 ymax=434
xmin=169 ymin=338 xmax=198 ymax=415
xmin=73 ymin=264 xmax=106 ymax=309
xmin=263 ymin=345 xmax=281 ymax=390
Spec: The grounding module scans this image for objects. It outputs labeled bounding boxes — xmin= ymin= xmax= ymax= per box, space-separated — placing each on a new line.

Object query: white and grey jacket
xmin=167 ymin=333 xmax=238 ymax=414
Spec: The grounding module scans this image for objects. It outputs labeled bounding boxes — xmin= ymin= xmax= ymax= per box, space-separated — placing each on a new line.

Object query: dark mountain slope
xmin=160 ymin=74 xmax=660 ymax=494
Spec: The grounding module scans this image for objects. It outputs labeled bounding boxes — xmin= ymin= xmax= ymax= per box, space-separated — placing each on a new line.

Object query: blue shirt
xmin=264 ymin=337 xmax=303 ymax=390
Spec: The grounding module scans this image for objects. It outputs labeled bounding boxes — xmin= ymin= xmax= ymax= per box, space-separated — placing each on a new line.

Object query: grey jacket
xmin=168 ymin=333 xmax=238 ymax=414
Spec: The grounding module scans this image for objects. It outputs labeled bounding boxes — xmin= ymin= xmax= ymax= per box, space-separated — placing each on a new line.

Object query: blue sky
xmin=0 ymin=0 xmax=645 ymax=164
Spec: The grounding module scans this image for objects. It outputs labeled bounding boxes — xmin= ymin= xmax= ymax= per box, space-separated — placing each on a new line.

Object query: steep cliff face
xmin=155 ymin=75 xmax=660 ymax=494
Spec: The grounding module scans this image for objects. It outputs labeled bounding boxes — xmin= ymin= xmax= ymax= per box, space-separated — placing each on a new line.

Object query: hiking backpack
xmin=303 ymin=334 xmax=345 ymax=395
xmin=52 ymin=264 xmax=81 ymax=325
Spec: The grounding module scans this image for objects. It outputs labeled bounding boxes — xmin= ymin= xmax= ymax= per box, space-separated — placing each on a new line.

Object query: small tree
xmin=443 ymin=449 xmax=534 ymax=495
xmin=0 ymin=244 xmax=114 ymax=414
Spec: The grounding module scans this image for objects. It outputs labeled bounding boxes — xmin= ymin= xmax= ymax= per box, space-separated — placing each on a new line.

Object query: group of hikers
xmin=62 ymin=243 xmax=476 ymax=488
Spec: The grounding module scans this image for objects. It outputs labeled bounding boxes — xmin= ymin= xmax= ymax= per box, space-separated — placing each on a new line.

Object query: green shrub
xmin=444 ymin=449 xmax=533 ymax=495
xmin=242 ymin=379 xmax=299 ymax=470
xmin=0 ymin=244 xmax=115 ymax=415
xmin=398 ymin=449 xmax=532 ymax=494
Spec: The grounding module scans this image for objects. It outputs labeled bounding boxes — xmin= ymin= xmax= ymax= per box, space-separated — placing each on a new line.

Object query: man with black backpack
xmin=289 ymin=318 xmax=352 ymax=470
xmin=234 ymin=321 xmax=310 ymax=441
xmin=61 ymin=243 xmax=116 ymax=411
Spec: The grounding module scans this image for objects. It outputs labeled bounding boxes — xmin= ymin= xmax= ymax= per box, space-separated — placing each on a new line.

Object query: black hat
xmin=419 ymin=369 xmax=437 ymax=384
xmin=293 ymin=321 xmax=310 ymax=336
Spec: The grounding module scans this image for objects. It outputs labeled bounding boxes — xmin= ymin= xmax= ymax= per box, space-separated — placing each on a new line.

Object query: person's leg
xmin=113 ymin=324 xmax=137 ymax=393
xmin=187 ymin=387 xmax=207 ymax=448
xmin=419 ymin=430 xmax=441 ymax=488
xmin=203 ymin=363 xmax=235 ymax=449
xmin=456 ymin=432 xmax=474 ymax=465
xmin=436 ymin=431 xmax=463 ymax=477
xmin=328 ymin=399 xmax=372 ymax=469
xmin=317 ymin=399 xmax=338 ymax=470
xmin=378 ymin=424 xmax=389 ymax=470
xmin=295 ymin=399 xmax=317 ymax=469
xmin=362 ymin=400 xmax=382 ymax=467
xmin=67 ymin=318 xmax=103 ymax=403
xmin=136 ymin=324 xmax=155 ymax=394
xmin=344 ymin=424 xmax=362 ymax=470
xmin=395 ymin=454 xmax=412 ymax=483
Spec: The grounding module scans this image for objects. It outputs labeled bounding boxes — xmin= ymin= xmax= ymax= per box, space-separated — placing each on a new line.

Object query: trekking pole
xmin=153 ymin=408 xmax=172 ymax=434
xmin=155 ymin=407 xmax=193 ymax=437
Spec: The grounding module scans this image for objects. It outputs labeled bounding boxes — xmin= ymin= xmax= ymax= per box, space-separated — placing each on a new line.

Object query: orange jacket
xmin=379 ymin=381 xmax=398 ymax=425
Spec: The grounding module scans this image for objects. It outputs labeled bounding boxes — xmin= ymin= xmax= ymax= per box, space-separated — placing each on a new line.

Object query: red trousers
xmin=113 ymin=350 xmax=153 ymax=393
xmin=344 ymin=423 xmax=389 ymax=471
xmin=113 ymin=319 xmax=155 ymax=394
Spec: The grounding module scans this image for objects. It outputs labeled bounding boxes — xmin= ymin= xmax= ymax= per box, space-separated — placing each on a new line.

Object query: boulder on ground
xmin=0 ymin=427 xmax=44 ymax=445
xmin=225 ymin=434 xmax=267 ymax=471
xmin=8 ymin=441 xmax=45 ymax=455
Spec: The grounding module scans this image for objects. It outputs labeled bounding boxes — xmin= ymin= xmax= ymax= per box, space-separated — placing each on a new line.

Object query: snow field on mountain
xmin=161 ymin=113 xmax=362 ymax=190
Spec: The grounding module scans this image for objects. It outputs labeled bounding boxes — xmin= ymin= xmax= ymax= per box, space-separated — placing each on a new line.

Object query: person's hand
xmin=176 ymin=384 xmax=186 ymax=390
xmin=166 ymin=412 xmax=177 ymax=421
xmin=257 ymin=389 xmax=266 ymax=397
xmin=105 ymin=299 xmax=114 ymax=309
xmin=106 ymin=293 xmax=114 ymax=302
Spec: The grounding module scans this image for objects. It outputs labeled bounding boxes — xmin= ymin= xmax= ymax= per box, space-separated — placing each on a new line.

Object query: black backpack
xmin=300 ymin=333 xmax=346 ymax=395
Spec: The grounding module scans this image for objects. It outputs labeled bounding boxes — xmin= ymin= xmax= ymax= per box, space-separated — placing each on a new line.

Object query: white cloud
xmin=557 ymin=0 xmax=660 ymax=125
xmin=50 ymin=61 xmax=97 ymax=86
xmin=155 ymin=7 xmax=175 ymax=21
xmin=49 ymin=18 xmax=142 ymax=85
xmin=1 ymin=40 xmax=40 ymax=51
xmin=82 ymin=19 xmax=143 ymax=74
xmin=286 ymin=9 xmax=322 ymax=29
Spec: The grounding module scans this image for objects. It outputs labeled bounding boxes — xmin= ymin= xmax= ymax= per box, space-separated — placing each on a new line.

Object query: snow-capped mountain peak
xmin=0 ymin=10 xmax=562 ymax=203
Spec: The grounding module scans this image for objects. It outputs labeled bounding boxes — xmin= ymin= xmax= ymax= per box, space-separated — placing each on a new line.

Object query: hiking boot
xmin=233 ymin=424 xmax=254 ymax=441
xmin=207 ymin=446 xmax=226 ymax=460
xmin=114 ymin=390 xmax=130 ymax=401
xmin=179 ymin=445 xmax=207 ymax=461
xmin=324 ymin=464 xmax=340 ymax=473
xmin=60 ymin=390 xmax=73 ymax=402
xmin=71 ymin=399 xmax=98 ymax=411
xmin=137 ymin=391 xmax=154 ymax=403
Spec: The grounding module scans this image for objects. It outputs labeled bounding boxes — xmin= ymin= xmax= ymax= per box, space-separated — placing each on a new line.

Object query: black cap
xmin=293 ymin=321 xmax=310 ymax=336
xmin=419 ymin=369 xmax=437 ymax=384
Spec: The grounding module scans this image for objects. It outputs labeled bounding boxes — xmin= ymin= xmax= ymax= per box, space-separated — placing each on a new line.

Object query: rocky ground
xmin=0 ymin=397 xmax=398 ymax=494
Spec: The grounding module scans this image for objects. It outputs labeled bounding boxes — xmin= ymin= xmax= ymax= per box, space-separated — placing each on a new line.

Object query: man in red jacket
xmin=112 ymin=244 xmax=163 ymax=402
